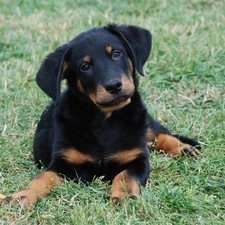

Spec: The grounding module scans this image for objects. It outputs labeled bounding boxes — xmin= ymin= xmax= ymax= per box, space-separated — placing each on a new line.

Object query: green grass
xmin=0 ymin=0 xmax=225 ymax=224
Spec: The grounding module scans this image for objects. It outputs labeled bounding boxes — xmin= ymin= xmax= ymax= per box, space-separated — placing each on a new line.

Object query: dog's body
xmin=1 ymin=24 xmax=200 ymax=207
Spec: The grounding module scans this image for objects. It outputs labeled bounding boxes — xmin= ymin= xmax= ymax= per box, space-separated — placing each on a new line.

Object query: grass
xmin=0 ymin=0 xmax=224 ymax=224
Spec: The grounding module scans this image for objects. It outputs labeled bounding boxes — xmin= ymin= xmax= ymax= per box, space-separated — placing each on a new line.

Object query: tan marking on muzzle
xmin=88 ymin=75 xmax=134 ymax=117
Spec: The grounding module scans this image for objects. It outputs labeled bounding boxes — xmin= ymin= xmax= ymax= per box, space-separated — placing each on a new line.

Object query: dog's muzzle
xmin=98 ymin=95 xmax=131 ymax=107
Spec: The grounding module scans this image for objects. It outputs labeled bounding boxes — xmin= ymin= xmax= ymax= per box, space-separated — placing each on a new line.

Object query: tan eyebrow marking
xmin=105 ymin=46 xmax=113 ymax=54
xmin=84 ymin=55 xmax=91 ymax=63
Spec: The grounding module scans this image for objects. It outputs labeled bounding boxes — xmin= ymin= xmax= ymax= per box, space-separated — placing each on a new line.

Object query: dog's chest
xmin=59 ymin=98 xmax=147 ymax=157
xmin=90 ymin=113 xmax=140 ymax=149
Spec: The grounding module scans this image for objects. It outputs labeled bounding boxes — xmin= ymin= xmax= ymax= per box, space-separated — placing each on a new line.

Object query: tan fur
xmin=84 ymin=55 xmax=91 ymax=63
xmin=10 ymin=171 xmax=61 ymax=208
xmin=106 ymin=148 xmax=142 ymax=164
xmin=105 ymin=46 xmax=113 ymax=54
xmin=62 ymin=148 xmax=96 ymax=164
xmin=154 ymin=134 xmax=191 ymax=157
xmin=110 ymin=170 xmax=140 ymax=205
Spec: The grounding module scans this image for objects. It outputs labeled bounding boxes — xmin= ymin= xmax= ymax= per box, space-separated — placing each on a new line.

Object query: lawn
xmin=0 ymin=0 xmax=224 ymax=224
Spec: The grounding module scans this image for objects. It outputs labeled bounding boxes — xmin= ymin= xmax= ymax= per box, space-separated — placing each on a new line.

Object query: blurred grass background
xmin=0 ymin=0 xmax=224 ymax=224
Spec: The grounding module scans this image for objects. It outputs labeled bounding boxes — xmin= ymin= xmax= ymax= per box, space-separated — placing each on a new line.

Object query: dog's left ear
xmin=105 ymin=24 xmax=152 ymax=76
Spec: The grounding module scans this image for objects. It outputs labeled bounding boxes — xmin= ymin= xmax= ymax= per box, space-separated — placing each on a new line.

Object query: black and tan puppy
xmin=1 ymin=24 xmax=200 ymax=207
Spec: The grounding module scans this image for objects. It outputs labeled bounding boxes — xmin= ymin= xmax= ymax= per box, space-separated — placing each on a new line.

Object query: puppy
xmin=1 ymin=24 xmax=200 ymax=207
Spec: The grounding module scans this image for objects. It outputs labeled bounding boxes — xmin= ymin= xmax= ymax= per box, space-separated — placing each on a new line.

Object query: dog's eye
xmin=80 ymin=63 xmax=92 ymax=72
xmin=112 ymin=50 xmax=122 ymax=60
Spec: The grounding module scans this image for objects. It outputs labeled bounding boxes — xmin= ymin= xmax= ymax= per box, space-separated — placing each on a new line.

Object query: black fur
xmin=34 ymin=24 xmax=153 ymax=186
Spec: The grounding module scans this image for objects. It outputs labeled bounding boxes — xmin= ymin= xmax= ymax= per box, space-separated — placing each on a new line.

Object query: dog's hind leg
xmin=151 ymin=133 xmax=201 ymax=157
xmin=146 ymin=115 xmax=201 ymax=158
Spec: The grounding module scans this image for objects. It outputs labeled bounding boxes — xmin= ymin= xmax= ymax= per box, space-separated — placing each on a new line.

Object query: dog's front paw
xmin=0 ymin=190 xmax=39 ymax=208
xmin=110 ymin=170 xmax=140 ymax=205
xmin=110 ymin=190 xmax=137 ymax=205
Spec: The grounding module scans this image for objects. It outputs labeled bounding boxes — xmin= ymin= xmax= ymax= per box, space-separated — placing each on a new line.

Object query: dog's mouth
xmin=97 ymin=95 xmax=131 ymax=107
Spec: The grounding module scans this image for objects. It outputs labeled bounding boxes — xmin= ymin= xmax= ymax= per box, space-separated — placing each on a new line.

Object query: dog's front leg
xmin=110 ymin=170 xmax=140 ymax=205
xmin=1 ymin=170 xmax=61 ymax=208
xmin=110 ymin=153 xmax=150 ymax=205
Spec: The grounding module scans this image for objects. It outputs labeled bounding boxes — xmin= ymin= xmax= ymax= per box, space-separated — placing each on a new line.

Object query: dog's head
xmin=36 ymin=24 xmax=151 ymax=115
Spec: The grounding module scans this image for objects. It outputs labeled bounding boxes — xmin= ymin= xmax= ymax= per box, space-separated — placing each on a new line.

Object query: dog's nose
xmin=105 ymin=79 xmax=122 ymax=94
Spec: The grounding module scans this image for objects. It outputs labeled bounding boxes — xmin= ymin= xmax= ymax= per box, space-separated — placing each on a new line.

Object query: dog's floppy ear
xmin=105 ymin=24 xmax=152 ymax=76
xmin=36 ymin=44 xmax=70 ymax=103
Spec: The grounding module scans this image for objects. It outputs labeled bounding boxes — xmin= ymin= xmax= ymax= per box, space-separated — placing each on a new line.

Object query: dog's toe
xmin=0 ymin=195 xmax=12 ymax=207
xmin=182 ymin=146 xmax=201 ymax=158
